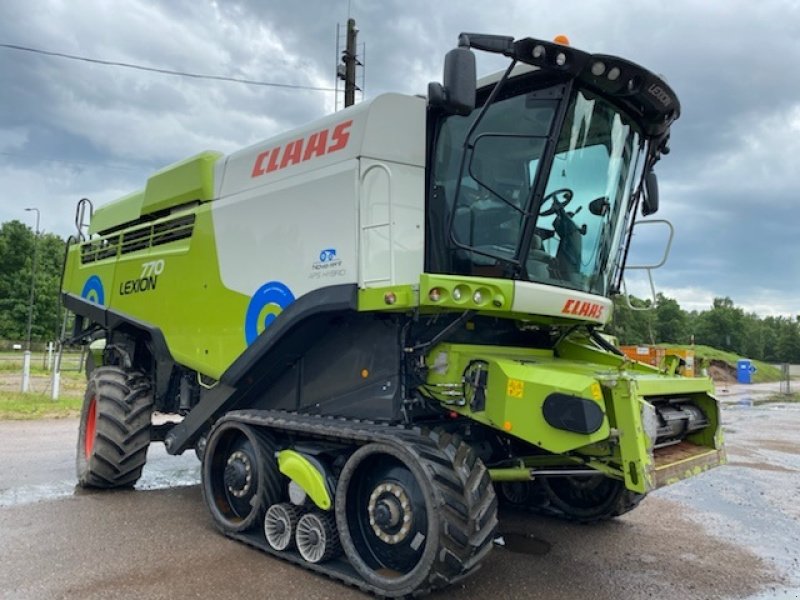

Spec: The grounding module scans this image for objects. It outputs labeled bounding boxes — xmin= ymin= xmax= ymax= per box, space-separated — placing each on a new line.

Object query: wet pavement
xmin=1 ymin=398 xmax=798 ymax=599
xmin=715 ymin=380 xmax=790 ymax=406
xmin=0 ymin=418 xmax=199 ymax=507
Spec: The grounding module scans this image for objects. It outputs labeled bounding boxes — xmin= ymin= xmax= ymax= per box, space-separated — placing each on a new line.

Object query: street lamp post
xmin=21 ymin=207 xmax=40 ymax=393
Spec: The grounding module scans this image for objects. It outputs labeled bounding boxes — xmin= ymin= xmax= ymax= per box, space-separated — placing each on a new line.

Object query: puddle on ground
xmin=494 ymin=532 xmax=551 ymax=555
xmin=0 ymin=481 xmax=75 ymax=507
xmin=0 ymin=464 xmax=200 ymax=507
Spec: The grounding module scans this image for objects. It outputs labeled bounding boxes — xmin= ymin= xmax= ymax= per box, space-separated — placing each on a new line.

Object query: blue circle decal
xmin=81 ymin=275 xmax=105 ymax=305
xmin=244 ymin=281 xmax=295 ymax=345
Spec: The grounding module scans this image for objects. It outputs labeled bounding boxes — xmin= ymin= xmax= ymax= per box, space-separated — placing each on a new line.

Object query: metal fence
xmin=0 ymin=348 xmax=85 ymax=373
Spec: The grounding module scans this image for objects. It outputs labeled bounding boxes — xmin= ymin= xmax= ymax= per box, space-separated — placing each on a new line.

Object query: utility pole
xmin=21 ymin=207 xmax=40 ymax=393
xmin=342 ymin=18 xmax=358 ymax=107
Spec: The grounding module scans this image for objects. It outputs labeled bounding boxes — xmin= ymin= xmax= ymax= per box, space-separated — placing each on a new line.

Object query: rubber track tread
xmin=216 ymin=410 xmax=497 ymax=598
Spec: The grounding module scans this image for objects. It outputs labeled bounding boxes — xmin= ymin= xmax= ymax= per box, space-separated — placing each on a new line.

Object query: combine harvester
xmin=61 ymin=33 xmax=725 ymax=597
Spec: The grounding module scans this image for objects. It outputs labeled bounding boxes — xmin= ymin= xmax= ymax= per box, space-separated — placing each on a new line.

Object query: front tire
xmin=76 ymin=366 xmax=154 ymax=488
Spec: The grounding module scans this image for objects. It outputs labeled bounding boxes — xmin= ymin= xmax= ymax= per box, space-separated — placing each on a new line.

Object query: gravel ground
xmin=0 ymin=390 xmax=798 ymax=599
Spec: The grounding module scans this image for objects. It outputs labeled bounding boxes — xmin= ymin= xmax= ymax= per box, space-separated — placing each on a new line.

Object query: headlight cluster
xmin=427 ymin=284 xmax=505 ymax=309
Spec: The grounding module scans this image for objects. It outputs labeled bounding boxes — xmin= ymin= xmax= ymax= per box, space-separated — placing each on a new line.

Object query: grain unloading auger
xmin=61 ymin=33 xmax=725 ymax=597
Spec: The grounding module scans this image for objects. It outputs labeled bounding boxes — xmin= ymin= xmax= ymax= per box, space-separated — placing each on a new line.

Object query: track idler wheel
xmin=296 ymin=512 xmax=341 ymax=564
xmin=535 ymin=475 xmax=645 ymax=523
xmin=201 ymin=422 xmax=282 ymax=533
xmin=335 ymin=430 xmax=498 ymax=596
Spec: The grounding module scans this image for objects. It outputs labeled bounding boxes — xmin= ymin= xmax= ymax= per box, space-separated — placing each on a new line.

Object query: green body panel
xmin=425 ymin=341 xmax=724 ymax=494
xmin=64 ymin=205 xmax=249 ymax=379
xmin=556 ymin=333 xmax=660 ymax=373
xmin=277 ymin=450 xmax=333 ymax=510
xmin=141 ymin=151 xmax=221 ymax=216
xmin=88 ymin=190 xmax=145 ymax=235
xmin=603 ymin=377 xmax=653 ymax=492
xmin=426 ymin=343 xmax=610 ymax=454
xmin=87 ymin=151 xmax=220 ymax=236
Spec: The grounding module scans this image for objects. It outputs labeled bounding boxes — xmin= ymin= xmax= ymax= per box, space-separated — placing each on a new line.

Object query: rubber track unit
xmin=499 ymin=479 xmax=645 ymax=524
xmin=77 ymin=366 xmax=154 ymax=488
xmin=214 ymin=409 xmax=498 ymax=598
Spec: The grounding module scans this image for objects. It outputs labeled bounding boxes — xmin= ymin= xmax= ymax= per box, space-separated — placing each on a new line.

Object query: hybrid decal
xmin=244 ymin=281 xmax=296 ymax=345
xmin=251 ymin=120 xmax=353 ymax=178
xmin=561 ymin=298 xmax=605 ymax=319
xmin=319 ymin=248 xmax=337 ymax=262
xmin=310 ymin=248 xmax=346 ymax=280
xmin=81 ymin=275 xmax=105 ymax=305
xmin=119 ymin=260 xmax=164 ymax=296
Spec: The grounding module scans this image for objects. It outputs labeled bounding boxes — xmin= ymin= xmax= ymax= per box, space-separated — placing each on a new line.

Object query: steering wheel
xmin=538 ymin=188 xmax=574 ymax=217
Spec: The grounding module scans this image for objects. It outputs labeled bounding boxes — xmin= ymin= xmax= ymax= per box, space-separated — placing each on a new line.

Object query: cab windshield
xmin=429 ymin=84 xmax=644 ymax=296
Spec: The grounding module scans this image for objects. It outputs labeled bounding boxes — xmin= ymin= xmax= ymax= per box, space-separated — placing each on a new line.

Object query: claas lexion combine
xmin=61 ymin=33 xmax=725 ymax=596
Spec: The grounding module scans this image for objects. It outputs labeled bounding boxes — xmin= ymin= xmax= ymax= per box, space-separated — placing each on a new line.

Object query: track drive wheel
xmin=335 ymin=429 xmax=498 ymax=597
xmin=497 ymin=481 xmax=539 ymax=506
xmin=535 ymin=475 xmax=645 ymax=522
xmin=201 ymin=422 xmax=282 ymax=533
xmin=76 ymin=366 xmax=154 ymax=488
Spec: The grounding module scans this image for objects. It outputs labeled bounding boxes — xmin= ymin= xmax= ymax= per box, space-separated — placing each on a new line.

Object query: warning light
xmin=553 ymin=34 xmax=570 ymax=46
xmin=361 ymin=369 xmax=369 ymax=378
xmin=503 ymin=421 xmax=513 ymax=431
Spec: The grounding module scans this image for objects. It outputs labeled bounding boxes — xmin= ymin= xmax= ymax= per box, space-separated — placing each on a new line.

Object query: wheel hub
xmin=224 ymin=450 xmax=252 ymax=498
xmin=368 ymin=482 xmax=413 ymax=544
xmin=374 ymin=497 xmax=401 ymax=528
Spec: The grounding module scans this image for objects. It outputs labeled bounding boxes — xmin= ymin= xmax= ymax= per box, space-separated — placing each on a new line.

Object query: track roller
xmin=296 ymin=512 xmax=341 ymax=564
xmin=264 ymin=503 xmax=302 ymax=551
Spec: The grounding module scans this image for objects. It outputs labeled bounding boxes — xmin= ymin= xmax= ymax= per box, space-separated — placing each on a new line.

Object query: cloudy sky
xmin=1 ymin=0 xmax=798 ymax=316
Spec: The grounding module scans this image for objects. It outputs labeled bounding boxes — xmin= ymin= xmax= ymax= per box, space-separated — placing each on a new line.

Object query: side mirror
xmin=428 ymin=47 xmax=476 ymax=116
xmin=641 ymin=170 xmax=659 ymax=216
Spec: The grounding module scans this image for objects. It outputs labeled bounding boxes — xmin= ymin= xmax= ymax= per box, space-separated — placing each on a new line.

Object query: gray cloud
xmin=0 ymin=0 xmax=798 ymax=315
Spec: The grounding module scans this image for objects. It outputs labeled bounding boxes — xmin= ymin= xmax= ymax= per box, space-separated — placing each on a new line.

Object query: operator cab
xmin=426 ymin=34 xmax=678 ymax=299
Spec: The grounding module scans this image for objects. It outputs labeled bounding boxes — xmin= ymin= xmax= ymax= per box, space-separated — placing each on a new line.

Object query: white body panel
xmin=213 ymin=160 xmax=359 ymax=297
xmin=359 ymin=159 xmax=425 ymax=288
xmin=512 ymin=280 xmax=613 ymax=325
xmin=212 ymin=93 xmax=426 ymax=296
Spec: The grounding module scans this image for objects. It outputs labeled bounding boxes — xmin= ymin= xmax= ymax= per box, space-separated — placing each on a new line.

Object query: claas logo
xmin=561 ymin=298 xmax=604 ymax=319
xmin=251 ymin=120 xmax=353 ymax=178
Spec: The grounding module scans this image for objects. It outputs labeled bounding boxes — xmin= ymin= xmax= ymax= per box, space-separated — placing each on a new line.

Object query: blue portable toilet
xmin=737 ymin=359 xmax=755 ymax=384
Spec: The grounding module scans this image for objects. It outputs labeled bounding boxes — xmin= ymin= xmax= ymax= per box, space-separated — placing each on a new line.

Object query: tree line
xmin=0 ymin=220 xmax=66 ymax=347
xmin=608 ymin=294 xmax=800 ymax=363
